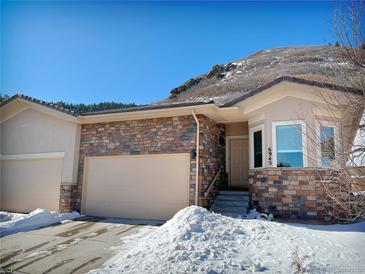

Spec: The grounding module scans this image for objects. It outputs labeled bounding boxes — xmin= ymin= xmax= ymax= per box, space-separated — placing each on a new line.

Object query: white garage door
xmin=82 ymin=154 xmax=190 ymax=220
xmin=0 ymin=158 xmax=63 ymax=213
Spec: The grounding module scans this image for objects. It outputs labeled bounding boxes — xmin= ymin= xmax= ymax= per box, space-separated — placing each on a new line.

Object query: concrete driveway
xmin=0 ymin=216 xmax=160 ymax=274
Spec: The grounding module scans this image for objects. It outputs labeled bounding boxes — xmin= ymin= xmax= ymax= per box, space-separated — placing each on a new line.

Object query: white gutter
xmin=192 ymin=110 xmax=200 ymax=206
xmin=77 ymin=103 xmax=217 ymax=124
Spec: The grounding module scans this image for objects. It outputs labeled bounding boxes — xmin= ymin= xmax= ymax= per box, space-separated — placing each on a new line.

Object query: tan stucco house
xmin=1 ymin=76 xmax=363 ymax=221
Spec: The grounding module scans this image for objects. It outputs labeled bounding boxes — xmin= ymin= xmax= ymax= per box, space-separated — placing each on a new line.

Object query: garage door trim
xmin=0 ymin=152 xmax=65 ymax=161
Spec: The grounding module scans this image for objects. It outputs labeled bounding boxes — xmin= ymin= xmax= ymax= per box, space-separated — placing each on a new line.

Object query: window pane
xmin=320 ymin=126 xmax=335 ymax=167
xmin=276 ymin=124 xmax=303 ymax=167
xmin=254 ymin=130 xmax=262 ymax=168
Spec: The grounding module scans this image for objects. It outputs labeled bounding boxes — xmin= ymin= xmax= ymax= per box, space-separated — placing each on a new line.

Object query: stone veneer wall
xmin=59 ymin=114 xmax=225 ymax=212
xmin=198 ymin=118 xmax=225 ymax=207
xmin=249 ymin=168 xmax=334 ymax=221
xmin=59 ymin=184 xmax=81 ymax=212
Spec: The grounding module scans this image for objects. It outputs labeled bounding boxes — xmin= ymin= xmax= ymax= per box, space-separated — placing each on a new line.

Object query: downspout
xmin=192 ymin=110 xmax=199 ymax=206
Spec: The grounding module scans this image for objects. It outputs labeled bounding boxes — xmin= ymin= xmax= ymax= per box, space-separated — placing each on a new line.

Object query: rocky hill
xmin=157 ymin=46 xmax=361 ymax=106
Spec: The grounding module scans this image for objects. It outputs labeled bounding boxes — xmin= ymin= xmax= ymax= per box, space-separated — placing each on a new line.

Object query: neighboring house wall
xmin=1 ymin=107 xmax=80 ymax=184
xmin=71 ymin=115 xmax=225 ymax=212
xmin=1 ymin=103 xmax=80 ymax=212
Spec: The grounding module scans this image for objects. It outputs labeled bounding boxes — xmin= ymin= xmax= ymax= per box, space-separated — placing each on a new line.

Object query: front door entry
xmin=230 ymin=139 xmax=249 ymax=188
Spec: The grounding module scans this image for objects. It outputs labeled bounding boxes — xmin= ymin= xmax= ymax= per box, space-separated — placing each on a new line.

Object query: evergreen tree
xmin=53 ymin=100 xmax=141 ymax=113
xmin=0 ymin=93 xmax=10 ymax=103
xmin=0 ymin=93 xmax=141 ymax=112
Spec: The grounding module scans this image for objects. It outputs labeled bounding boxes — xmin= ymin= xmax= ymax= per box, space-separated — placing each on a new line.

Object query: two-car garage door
xmin=82 ymin=154 xmax=190 ymax=220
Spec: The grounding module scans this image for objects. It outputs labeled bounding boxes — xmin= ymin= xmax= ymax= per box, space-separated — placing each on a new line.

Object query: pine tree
xmin=0 ymin=93 xmax=141 ymax=112
xmin=0 ymin=93 xmax=10 ymax=103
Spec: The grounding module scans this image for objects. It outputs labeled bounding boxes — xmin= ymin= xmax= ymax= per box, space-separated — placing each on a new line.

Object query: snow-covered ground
xmin=90 ymin=206 xmax=365 ymax=274
xmin=0 ymin=208 xmax=80 ymax=237
xmin=0 ymin=211 xmax=26 ymax=222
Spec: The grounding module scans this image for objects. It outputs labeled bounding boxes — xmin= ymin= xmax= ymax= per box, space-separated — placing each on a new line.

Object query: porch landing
xmin=226 ymin=186 xmax=249 ymax=192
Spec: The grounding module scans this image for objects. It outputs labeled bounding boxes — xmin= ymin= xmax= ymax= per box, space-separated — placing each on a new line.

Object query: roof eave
xmin=76 ymin=102 xmax=219 ymax=124
xmin=79 ymin=101 xmax=215 ymax=116
xmin=221 ymin=76 xmax=363 ymax=107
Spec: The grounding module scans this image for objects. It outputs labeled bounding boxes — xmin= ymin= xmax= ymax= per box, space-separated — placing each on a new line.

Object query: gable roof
xmin=221 ymin=75 xmax=363 ymax=107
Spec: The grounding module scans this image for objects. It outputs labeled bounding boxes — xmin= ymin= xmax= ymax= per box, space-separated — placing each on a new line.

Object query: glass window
xmin=253 ymin=130 xmax=263 ymax=168
xmin=276 ymin=124 xmax=303 ymax=167
xmin=320 ymin=126 xmax=335 ymax=167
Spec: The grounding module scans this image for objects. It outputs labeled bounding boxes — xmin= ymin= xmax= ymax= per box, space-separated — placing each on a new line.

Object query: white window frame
xmin=316 ymin=121 xmax=339 ymax=168
xmin=272 ymin=120 xmax=308 ymax=168
xmin=249 ymin=124 xmax=265 ymax=169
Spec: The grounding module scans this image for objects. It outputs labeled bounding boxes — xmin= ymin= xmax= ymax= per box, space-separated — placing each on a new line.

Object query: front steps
xmin=210 ymin=191 xmax=250 ymax=218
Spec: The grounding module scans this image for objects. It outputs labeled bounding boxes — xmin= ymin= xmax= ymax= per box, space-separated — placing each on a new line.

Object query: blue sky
xmin=1 ymin=1 xmax=337 ymax=104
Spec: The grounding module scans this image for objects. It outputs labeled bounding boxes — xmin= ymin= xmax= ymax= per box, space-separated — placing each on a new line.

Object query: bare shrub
xmin=291 ymin=246 xmax=310 ymax=274
xmin=303 ymin=0 xmax=365 ymax=223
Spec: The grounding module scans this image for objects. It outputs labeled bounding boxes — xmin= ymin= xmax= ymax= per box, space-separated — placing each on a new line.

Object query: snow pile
xmin=246 ymin=209 xmax=273 ymax=221
xmin=91 ymin=206 xmax=365 ymax=274
xmin=0 ymin=208 xmax=80 ymax=237
xmin=0 ymin=211 xmax=25 ymax=222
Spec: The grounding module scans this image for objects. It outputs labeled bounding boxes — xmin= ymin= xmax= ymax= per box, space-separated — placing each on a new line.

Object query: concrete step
xmin=211 ymin=204 xmax=247 ymax=211
xmin=216 ymin=195 xmax=250 ymax=201
xmin=213 ymin=199 xmax=249 ymax=207
xmin=211 ymin=191 xmax=251 ymax=219
xmin=219 ymin=191 xmax=249 ymax=196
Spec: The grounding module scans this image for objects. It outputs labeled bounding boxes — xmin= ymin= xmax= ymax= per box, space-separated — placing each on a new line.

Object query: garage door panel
xmin=87 ymin=183 xmax=187 ymax=203
xmin=86 ymin=201 xmax=184 ymax=220
xmin=1 ymin=158 xmax=62 ymax=213
xmin=3 ymin=178 xmax=58 ymax=198
xmin=83 ymin=154 xmax=190 ymax=220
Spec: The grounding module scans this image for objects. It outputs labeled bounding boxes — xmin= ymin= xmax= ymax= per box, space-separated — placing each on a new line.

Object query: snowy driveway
xmin=0 ymin=216 xmax=160 ymax=274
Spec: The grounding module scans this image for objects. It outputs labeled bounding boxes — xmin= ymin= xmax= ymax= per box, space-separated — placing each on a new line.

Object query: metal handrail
xmin=204 ymin=167 xmax=222 ymax=197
